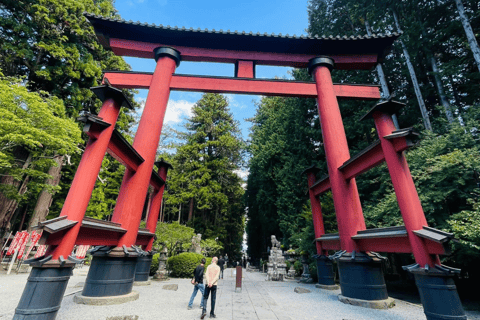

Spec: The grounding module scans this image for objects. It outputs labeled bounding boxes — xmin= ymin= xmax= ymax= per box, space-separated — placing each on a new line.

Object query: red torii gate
xmin=13 ymin=14 xmax=465 ymax=320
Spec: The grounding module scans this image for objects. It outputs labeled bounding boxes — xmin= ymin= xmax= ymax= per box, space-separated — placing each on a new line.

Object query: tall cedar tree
xmin=164 ymin=94 xmax=245 ymax=259
xmin=0 ymin=0 xmax=138 ymax=238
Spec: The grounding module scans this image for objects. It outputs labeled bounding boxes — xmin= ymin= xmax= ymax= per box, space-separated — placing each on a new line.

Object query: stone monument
xmin=189 ymin=233 xmax=202 ymax=254
xmin=153 ymin=247 xmax=168 ymax=281
xmin=266 ymin=235 xmax=287 ymax=281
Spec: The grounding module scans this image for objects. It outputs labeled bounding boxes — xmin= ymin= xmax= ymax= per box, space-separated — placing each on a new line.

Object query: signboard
xmin=34 ymin=245 xmax=47 ymax=258
xmin=22 ymin=231 xmax=42 ymax=260
xmin=6 ymin=232 xmax=21 ymax=256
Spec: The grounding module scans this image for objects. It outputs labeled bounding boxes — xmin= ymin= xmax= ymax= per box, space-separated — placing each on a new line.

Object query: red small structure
xmin=14 ymin=14 xmax=465 ymax=320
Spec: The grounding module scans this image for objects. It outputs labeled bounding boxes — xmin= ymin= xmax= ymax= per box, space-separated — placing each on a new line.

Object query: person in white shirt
xmin=201 ymin=257 xmax=221 ymax=319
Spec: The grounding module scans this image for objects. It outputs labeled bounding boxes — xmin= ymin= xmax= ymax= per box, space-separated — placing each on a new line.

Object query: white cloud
xmin=164 ymin=100 xmax=194 ymax=124
xmin=133 ymin=98 xmax=194 ymax=125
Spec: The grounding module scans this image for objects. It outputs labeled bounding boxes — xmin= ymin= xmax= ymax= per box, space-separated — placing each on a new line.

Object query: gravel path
xmin=1 ymin=266 xmax=479 ymax=319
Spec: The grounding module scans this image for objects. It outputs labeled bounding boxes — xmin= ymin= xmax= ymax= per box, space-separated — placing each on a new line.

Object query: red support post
xmin=50 ymin=87 xmax=125 ymax=260
xmin=304 ymin=168 xmax=326 ymax=255
xmin=372 ymin=111 xmax=439 ymax=268
xmin=308 ymin=57 xmax=366 ymax=252
xmin=111 ymin=47 xmax=180 ymax=248
xmin=144 ymin=160 xmax=172 ymax=251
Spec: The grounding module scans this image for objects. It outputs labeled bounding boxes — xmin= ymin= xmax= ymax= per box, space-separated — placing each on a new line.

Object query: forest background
xmin=0 ymin=0 xmax=479 ymax=283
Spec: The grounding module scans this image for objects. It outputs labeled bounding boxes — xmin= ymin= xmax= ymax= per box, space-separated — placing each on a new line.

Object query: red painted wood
xmin=103 ymin=72 xmax=381 ymax=100
xmin=340 ymin=143 xmax=385 ymax=181
xmin=310 ymin=177 xmax=331 ymax=196
xmin=235 ymin=61 xmax=254 ymax=78
xmin=50 ymin=98 xmax=121 ymax=260
xmin=311 ymin=137 xmax=411 ymax=197
xmin=109 ymin=38 xmax=379 ymax=69
xmin=144 ymin=165 xmax=169 ymax=250
xmin=306 ymin=171 xmax=327 ymax=255
xmin=373 ymin=111 xmax=439 ymax=267
xmin=355 ymin=237 xmax=412 ymax=254
xmin=106 ymin=136 xmax=142 ymax=171
xmin=312 ymin=65 xmax=366 ymax=252
xmin=112 ymin=54 xmax=177 ymax=247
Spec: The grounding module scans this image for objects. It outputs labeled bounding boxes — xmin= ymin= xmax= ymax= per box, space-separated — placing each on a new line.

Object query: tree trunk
xmin=454 ymin=0 xmax=480 ymax=73
xmin=177 ymin=203 xmax=181 ymax=223
xmin=188 ymin=198 xmax=194 ymax=222
xmin=414 ymin=7 xmax=455 ymax=123
xmin=364 ymin=20 xmax=399 ymax=129
xmin=392 ymin=8 xmax=433 ymax=131
xmin=28 ymin=155 xmax=64 ymax=231
xmin=0 ymin=149 xmax=32 ymax=248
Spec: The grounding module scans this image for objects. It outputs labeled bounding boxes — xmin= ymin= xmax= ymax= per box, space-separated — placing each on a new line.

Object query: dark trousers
xmin=202 ymin=285 xmax=217 ymax=315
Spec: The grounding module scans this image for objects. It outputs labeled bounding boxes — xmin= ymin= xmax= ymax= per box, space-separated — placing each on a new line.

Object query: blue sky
xmin=114 ymin=0 xmax=311 ymax=144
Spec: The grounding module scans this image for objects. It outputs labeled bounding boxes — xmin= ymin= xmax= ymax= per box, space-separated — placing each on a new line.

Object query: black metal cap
xmin=308 ymin=56 xmax=334 ymax=75
xmin=90 ymin=85 xmax=134 ymax=110
xmin=360 ymin=99 xmax=405 ymax=121
xmin=153 ymin=47 xmax=181 ymax=66
xmin=155 ymin=158 xmax=173 ymax=170
xmin=301 ymin=165 xmax=322 ymax=176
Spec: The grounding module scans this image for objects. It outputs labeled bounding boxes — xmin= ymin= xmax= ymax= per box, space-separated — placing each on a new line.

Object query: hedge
xmin=167 ymin=252 xmax=212 ymax=278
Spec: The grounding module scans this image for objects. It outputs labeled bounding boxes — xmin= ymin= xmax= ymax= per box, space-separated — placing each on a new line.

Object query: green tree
xmin=0 ymin=0 xmax=139 ymax=230
xmin=153 ymin=221 xmax=195 ymax=257
xmin=0 ymin=74 xmax=82 ymax=245
xmin=164 ymin=93 xmax=245 ymax=259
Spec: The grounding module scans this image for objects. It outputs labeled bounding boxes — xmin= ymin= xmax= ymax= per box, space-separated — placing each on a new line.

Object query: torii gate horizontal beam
xmin=103 ymin=71 xmax=381 ymax=100
xmin=109 ymin=38 xmax=380 ymax=69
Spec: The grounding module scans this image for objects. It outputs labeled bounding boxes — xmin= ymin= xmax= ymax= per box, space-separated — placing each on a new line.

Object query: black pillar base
xmin=403 ymin=263 xmax=466 ymax=320
xmin=314 ymin=254 xmax=336 ymax=286
xmin=334 ymin=251 xmax=388 ymax=301
xmin=14 ymin=258 xmax=74 ymax=320
xmin=134 ymin=251 xmax=153 ymax=282
xmin=82 ymin=246 xmax=139 ymax=297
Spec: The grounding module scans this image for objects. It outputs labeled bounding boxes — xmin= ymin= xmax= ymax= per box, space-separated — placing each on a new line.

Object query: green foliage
xmin=150 ymin=253 xmax=160 ymax=276
xmin=201 ymin=238 xmax=223 ymax=257
xmin=293 ymin=260 xmax=303 ymax=277
xmin=153 ymin=221 xmax=195 ymax=257
xmin=163 ymin=93 xmax=245 ymax=259
xmin=167 ymin=252 xmax=212 ymax=278
xmin=0 ymin=75 xmax=82 ymax=219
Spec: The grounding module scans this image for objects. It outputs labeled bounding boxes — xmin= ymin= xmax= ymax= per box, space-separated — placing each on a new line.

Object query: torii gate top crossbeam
xmin=85 ymin=14 xmax=400 ymax=70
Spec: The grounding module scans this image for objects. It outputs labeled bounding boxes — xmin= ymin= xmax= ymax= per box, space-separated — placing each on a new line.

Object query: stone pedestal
xmin=266 ymin=235 xmax=286 ymax=281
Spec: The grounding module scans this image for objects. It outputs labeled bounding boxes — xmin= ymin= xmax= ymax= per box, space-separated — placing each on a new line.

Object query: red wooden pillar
xmin=303 ymin=166 xmax=325 ymax=255
xmin=308 ymin=57 xmax=366 ymax=252
xmin=112 ymin=47 xmax=180 ymax=248
xmin=372 ymin=105 xmax=439 ymax=268
xmin=50 ymin=86 xmax=129 ymax=260
xmin=144 ymin=159 xmax=172 ymax=251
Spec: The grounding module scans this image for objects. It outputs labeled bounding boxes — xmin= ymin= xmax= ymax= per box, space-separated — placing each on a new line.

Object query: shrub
xmin=149 ymin=253 xmax=160 ymax=276
xmin=294 ymin=260 xmax=303 ymax=276
xmin=167 ymin=252 xmax=212 ymax=278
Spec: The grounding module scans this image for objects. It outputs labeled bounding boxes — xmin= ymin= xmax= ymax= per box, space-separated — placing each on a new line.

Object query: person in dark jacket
xmin=188 ymin=258 xmax=206 ymax=309
xmin=218 ymin=256 xmax=225 ymax=279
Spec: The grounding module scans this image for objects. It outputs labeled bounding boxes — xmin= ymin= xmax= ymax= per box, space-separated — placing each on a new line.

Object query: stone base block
xmin=74 ymin=291 xmax=139 ymax=305
xmin=235 ymin=287 xmax=242 ymax=293
xmin=338 ymin=294 xmax=395 ymax=309
xmin=316 ymin=283 xmax=339 ymax=290
xmin=133 ymin=280 xmax=151 ymax=286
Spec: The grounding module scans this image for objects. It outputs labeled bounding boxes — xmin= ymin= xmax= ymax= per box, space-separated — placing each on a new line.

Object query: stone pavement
xmin=1 ymin=266 xmax=480 ymax=319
